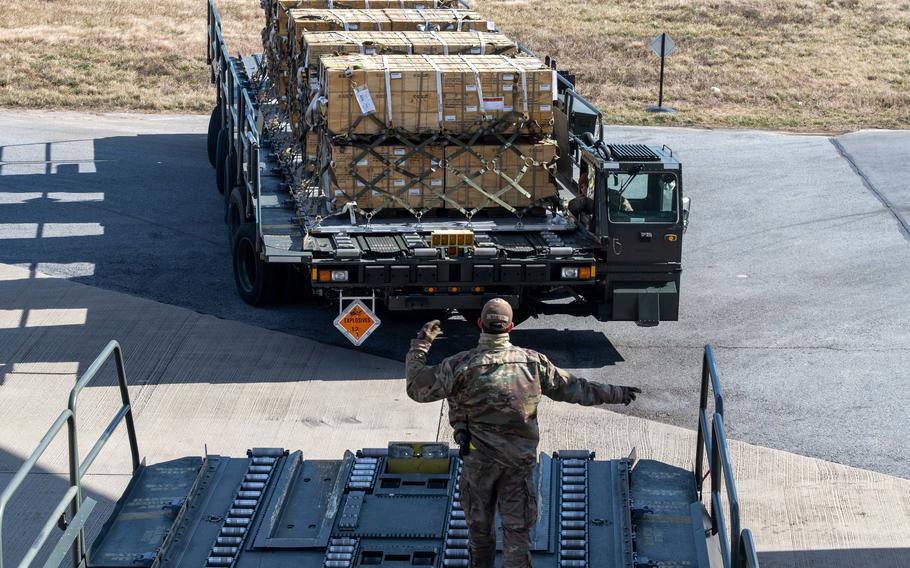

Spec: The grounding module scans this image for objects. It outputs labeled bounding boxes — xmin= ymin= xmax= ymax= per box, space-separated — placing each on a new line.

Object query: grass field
xmin=1 ymin=0 xmax=908 ymax=130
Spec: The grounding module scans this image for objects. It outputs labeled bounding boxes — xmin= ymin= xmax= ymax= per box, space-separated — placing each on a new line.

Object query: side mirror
xmin=682 ymin=197 xmax=691 ymax=233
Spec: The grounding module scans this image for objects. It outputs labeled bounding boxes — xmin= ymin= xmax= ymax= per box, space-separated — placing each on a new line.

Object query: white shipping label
xmin=354 ymin=85 xmax=376 ymax=115
xmin=356 ymin=159 xmax=369 ymax=166
xmin=502 ymin=74 xmax=514 ymax=81
xmin=504 ymin=106 xmax=513 ymax=112
xmin=466 ymin=105 xmax=478 ymax=112
xmin=466 ymin=84 xmax=477 ymax=92
xmin=471 ymin=48 xmax=481 ymax=54
xmin=483 ymin=97 xmax=505 ymax=111
xmin=445 ymin=115 xmax=457 ymax=122
xmin=540 ymin=83 xmax=551 ymax=91
xmin=393 ymin=148 xmax=406 ymax=156
xmin=365 ymin=48 xmax=377 ymax=55
xmin=394 ymin=179 xmax=406 ymax=186
xmin=409 ymin=188 xmax=421 ymax=195
xmin=540 ymin=104 xmax=551 ymax=112
xmin=390 ymin=72 xmax=402 ymax=79
xmin=335 ymin=190 xmax=344 ymax=196
xmin=356 ymin=181 xmax=365 ymax=187
xmin=503 ymin=84 xmax=513 ymax=92
xmin=431 ymin=179 xmax=442 ymax=186
xmin=349 ymin=23 xmax=359 ymax=30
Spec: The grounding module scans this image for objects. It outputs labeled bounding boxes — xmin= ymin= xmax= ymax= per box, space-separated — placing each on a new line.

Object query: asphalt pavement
xmin=0 ymin=111 xmax=908 ymax=478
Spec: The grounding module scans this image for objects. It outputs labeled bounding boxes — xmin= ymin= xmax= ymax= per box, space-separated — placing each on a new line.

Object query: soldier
xmin=405 ymin=299 xmax=641 ymax=568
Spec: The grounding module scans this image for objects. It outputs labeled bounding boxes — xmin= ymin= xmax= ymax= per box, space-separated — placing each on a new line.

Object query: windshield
xmin=607 ymin=172 xmax=679 ymax=223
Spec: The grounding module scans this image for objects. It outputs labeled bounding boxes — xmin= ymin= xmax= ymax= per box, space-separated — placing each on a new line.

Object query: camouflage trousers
xmin=459 ymin=452 xmax=538 ymax=568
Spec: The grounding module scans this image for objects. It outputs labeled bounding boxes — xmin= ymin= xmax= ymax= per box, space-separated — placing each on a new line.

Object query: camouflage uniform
xmin=406 ymin=332 xmax=628 ymax=568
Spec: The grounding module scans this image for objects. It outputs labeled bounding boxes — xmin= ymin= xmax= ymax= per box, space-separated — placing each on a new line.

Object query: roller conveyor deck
xmin=87 ymin=446 xmax=720 ymax=568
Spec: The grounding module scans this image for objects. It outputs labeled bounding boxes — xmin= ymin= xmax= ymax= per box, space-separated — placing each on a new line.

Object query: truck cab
xmin=553 ymin=78 xmax=688 ymax=325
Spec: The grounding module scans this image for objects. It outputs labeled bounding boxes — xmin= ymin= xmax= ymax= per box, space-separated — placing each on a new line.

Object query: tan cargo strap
xmin=501 ymin=56 xmax=529 ymax=114
xmin=327 ymin=9 xmax=349 ymax=30
xmin=460 ymin=55 xmax=485 ymax=113
xmin=381 ymin=55 xmax=394 ymax=125
xmin=473 ymin=31 xmax=486 ymax=55
xmin=421 ymin=55 xmax=445 ymax=128
xmin=430 ymin=30 xmax=449 ymax=55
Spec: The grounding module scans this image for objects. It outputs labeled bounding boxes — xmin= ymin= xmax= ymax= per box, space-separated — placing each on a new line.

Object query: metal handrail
xmin=0 ymin=340 xmax=140 ymax=568
xmin=694 ymin=345 xmax=753 ymax=568
xmin=695 ymin=344 xmax=724 ymax=497
xmin=736 ymin=529 xmax=759 ymax=568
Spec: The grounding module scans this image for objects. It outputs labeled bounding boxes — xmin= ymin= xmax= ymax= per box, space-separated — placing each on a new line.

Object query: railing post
xmin=114 ymin=345 xmax=141 ymax=473
xmin=66 ymin=407 xmax=83 ymax=567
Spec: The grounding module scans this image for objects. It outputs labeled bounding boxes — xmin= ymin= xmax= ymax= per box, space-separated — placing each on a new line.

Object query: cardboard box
xmin=444 ymin=140 xmax=559 ymax=209
xmin=318 ymin=54 xmax=556 ymax=137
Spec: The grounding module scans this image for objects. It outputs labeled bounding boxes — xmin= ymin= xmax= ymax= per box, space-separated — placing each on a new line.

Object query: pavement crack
xmin=830 ymin=137 xmax=910 ymax=241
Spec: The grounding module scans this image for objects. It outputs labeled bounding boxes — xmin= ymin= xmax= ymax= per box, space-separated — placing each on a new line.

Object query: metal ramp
xmin=0 ymin=344 xmax=759 ymax=568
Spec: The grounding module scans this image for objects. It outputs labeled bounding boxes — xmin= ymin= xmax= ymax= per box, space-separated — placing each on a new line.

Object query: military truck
xmin=0 ymin=342 xmax=757 ymax=567
xmin=206 ymin=0 xmax=690 ymax=338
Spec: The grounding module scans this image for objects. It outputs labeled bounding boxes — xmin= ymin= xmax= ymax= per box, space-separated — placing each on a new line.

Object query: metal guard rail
xmin=695 ymin=345 xmax=758 ymax=568
xmin=0 ymin=341 xmax=140 ymax=568
xmin=207 ymin=0 xmax=264 ymax=240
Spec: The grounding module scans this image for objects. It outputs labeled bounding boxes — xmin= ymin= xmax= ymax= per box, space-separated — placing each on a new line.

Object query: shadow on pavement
xmin=0 ymin=132 xmax=626 ymax=384
xmin=0 ymin=446 xmax=118 ymax=567
xmin=758 ymin=548 xmax=910 ymax=568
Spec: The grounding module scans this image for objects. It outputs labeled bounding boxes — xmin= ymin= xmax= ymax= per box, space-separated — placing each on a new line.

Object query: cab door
xmin=602 ymin=169 xmax=682 ymax=264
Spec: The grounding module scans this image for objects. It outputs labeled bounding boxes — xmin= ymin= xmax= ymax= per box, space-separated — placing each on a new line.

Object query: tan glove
xmin=417 ymin=320 xmax=443 ymax=342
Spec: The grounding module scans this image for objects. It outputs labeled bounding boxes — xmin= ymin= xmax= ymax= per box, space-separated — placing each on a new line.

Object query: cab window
xmin=607 ymin=172 xmax=678 ymax=223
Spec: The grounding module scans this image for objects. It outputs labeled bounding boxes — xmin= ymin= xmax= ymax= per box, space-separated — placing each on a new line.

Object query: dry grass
xmin=1 ymin=0 xmax=908 ymax=130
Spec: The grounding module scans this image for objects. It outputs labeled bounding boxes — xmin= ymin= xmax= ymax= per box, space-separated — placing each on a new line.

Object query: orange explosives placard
xmin=334 ymin=300 xmax=381 ymax=346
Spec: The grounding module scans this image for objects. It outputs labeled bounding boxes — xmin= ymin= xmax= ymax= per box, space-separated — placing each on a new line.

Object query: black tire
xmin=232 ymin=222 xmax=286 ymax=306
xmin=207 ymin=103 xmax=221 ymax=167
xmin=224 ymin=146 xmax=238 ymax=215
xmin=227 ymin=186 xmax=246 ymax=244
xmin=215 ymin=129 xmax=228 ymax=194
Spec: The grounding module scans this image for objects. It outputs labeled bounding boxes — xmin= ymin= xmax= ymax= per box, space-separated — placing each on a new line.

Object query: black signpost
xmin=646 ymin=32 xmax=676 ymax=114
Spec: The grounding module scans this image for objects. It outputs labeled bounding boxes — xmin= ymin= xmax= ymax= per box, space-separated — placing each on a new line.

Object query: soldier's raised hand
xmin=620 ymin=386 xmax=641 ymax=405
xmin=417 ymin=320 xmax=443 ymax=342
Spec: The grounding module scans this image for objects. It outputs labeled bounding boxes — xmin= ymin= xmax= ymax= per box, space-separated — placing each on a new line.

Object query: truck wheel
xmin=227 ymin=186 xmax=246 ymax=244
xmin=232 ymin=222 xmax=286 ymax=306
xmin=215 ymin=129 xmax=228 ymax=194
xmin=207 ymin=103 xmax=221 ymax=167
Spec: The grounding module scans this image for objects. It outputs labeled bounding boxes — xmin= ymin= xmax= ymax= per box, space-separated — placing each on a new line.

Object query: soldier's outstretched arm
xmin=405 ymin=321 xmax=454 ymax=403
xmin=540 ymin=355 xmax=639 ymax=406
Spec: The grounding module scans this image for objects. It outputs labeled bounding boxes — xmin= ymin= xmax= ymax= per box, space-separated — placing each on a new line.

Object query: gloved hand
xmin=620 ymin=386 xmax=641 ymax=406
xmin=417 ymin=320 xmax=443 ymax=342
xmin=454 ymin=429 xmax=471 ymax=457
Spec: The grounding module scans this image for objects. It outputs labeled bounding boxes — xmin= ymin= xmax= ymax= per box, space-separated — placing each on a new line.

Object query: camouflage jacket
xmin=406 ymin=333 xmax=626 ymax=467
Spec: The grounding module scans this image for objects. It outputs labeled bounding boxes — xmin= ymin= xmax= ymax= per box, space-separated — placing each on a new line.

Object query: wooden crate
xmin=322 ymin=142 xmax=445 ymax=210
xmin=276 ymin=0 xmax=460 ymax=9
xmin=444 ymin=140 xmax=558 ymax=209
xmin=286 ymin=8 xmax=493 ymax=34
xmin=295 ymin=30 xmax=516 ymax=71
xmin=319 ymin=54 xmax=555 ymax=137
xmin=289 ymin=31 xmax=515 ymax=134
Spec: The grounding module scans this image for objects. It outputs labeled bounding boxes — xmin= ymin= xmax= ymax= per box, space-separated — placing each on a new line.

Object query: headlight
xmin=561 ymin=267 xmax=580 ymax=279
xmin=330 ymin=270 xmax=349 ymax=282
xmin=561 ymin=265 xmax=596 ymax=280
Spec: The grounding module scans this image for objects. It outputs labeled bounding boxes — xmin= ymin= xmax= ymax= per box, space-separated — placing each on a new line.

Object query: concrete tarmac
xmin=1 ymin=111 xmax=907 ymax=479
xmin=0 ymin=261 xmax=907 ymax=566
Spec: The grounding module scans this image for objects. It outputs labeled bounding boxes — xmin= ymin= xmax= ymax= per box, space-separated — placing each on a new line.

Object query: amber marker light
xmin=579 ymin=265 xmax=596 ymax=280
xmin=449 ymin=287 xmax=460 ymax=293
xmin=665 ymin=234 xmax=679 ymax=242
